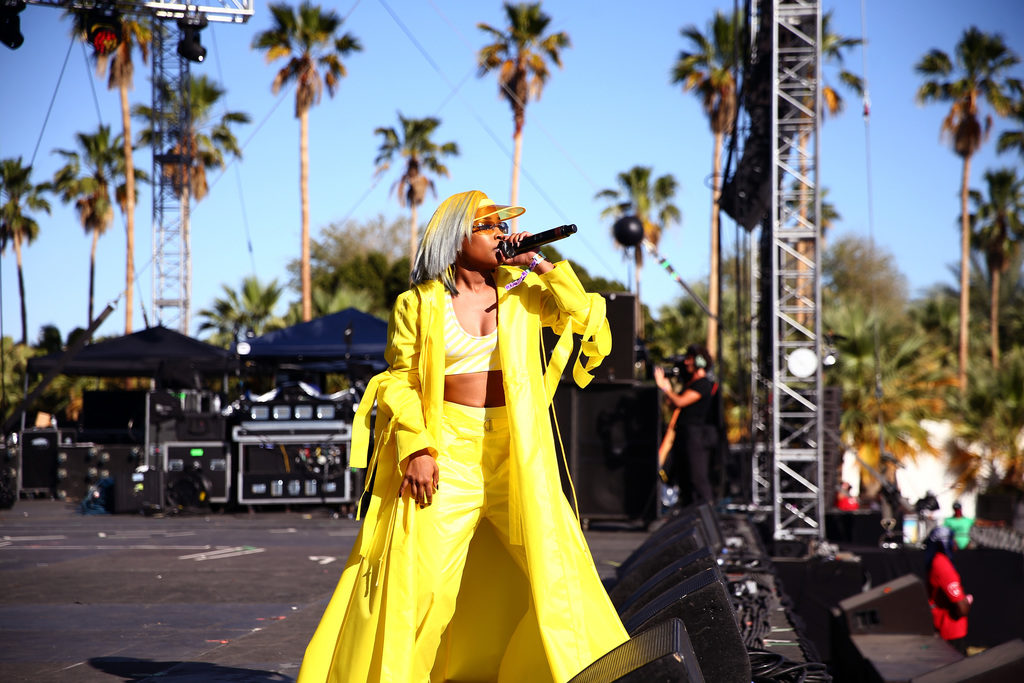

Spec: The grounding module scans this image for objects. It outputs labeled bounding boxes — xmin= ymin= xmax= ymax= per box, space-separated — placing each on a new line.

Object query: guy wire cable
xmin=859 ymin=0 xmax=888 ymax=464
xmin=30 ymin=35 xmax=76 ymax=167
xmin=210 ymin=23 xmax=258 ymax=276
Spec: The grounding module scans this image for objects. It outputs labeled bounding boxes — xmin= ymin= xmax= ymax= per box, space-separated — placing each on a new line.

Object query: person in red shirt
xmin=925 ymin=526 xmax=972 ymax=652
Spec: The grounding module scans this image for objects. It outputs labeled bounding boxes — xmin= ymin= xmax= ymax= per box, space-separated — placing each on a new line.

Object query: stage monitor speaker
xmin=623 ymin=566 xmax=751 ymax=683
xmin=838 ymin=574 xmax=934 ymax=637
xmin=553 ymin=382 xmax=659 ymax=524
xmin=911 ymin=638 xmax=1024 ymax=682
xmin=612 ymin=546 xmax=717 ymax=621
xmin=615 ymin=511 xmax=712 ymax=581
xmin=568 ymin=618 xmax=705 ymax=683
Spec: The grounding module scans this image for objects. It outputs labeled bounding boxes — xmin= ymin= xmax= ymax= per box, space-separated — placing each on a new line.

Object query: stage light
xmin=177 ymin=14 xmax=208 ymax=63
xmin=85 ymin=7 xmax=121 ymax=56
xmin=0 ymin=1 xmax=26 ymax=51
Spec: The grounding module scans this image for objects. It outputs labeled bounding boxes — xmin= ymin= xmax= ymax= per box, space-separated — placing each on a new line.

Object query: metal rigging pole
xmin=749 ymin=0 xmax=826 ymax=542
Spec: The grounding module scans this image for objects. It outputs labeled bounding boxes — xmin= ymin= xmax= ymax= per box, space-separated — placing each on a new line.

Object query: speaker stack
xmin=553 ymin=381 xmax=660 ymax=526
xmin=585 ymin=503 xmax=752 ymax=683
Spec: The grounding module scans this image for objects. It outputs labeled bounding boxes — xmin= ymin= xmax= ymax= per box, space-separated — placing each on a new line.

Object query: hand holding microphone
xmin=496 ymin=224 xmax=577 ymax=259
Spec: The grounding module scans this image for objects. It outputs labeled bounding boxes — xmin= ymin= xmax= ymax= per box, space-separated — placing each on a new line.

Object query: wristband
xmin=503 ymin=252 xmax=547 ymax=291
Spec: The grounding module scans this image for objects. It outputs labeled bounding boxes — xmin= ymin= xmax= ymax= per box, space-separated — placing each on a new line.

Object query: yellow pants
xmin=414 ymin=401 xmax=540 ymax=682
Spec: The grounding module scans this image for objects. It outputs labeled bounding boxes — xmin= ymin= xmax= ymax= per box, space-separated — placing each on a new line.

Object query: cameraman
xmin=653 ymin=344 xmax=718 ymax=507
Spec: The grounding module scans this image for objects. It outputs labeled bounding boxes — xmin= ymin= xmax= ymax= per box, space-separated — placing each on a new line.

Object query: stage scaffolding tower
xmin=748 ymin=0 xmax=826 ymax=542
xmin=150 ymin=22 xmax=190 ymax=333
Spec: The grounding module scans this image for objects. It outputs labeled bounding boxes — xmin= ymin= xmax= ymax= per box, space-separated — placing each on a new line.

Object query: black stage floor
xmin=0 ymin=500 xmax=650 ymax=682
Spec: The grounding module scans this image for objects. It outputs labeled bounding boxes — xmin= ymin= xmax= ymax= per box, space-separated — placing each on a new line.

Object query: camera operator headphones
xmin=692 ymin=353 xmax=707 ymax=369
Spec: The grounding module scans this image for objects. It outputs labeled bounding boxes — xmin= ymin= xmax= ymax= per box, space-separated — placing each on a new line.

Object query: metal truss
xmin=769 ymin=0 xmax=824 ymax=541
xmin=747 ymin=0 xmax=825 ymax=540
xmin=27 ymin=0 xmax=253 ymax=332
xmin=150 ymin=21 xmax=190 ymax=333
xmin=29 ymin=1 xmax=254 ymax=23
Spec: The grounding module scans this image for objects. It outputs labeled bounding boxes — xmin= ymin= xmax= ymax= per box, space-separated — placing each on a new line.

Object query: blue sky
xmin=2 ymin=0 xmax=1023 ymax=344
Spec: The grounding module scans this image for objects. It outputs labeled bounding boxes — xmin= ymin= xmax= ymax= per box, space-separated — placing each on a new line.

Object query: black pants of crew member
xmin=671 ymin=423 xmax=715 ymax=507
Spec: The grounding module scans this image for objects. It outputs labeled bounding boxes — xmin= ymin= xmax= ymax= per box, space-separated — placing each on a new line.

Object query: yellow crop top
xmin=444 ymin=294 xmax=500 ymax=375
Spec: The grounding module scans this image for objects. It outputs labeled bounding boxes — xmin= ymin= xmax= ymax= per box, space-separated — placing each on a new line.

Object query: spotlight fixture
xmin=85 ymin=7 xmax=122 ymax=56
xmin=177 ymin=13 xmax=208 ymax=63
xmin=0 ymin=0 xmax=26 ymax=51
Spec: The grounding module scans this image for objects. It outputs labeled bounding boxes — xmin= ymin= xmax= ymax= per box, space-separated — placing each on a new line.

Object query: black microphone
xmin=496 ymin=224 xmax=577 ymax=258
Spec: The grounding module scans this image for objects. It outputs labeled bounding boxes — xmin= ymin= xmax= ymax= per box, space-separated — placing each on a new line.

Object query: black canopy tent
xmin=26 ymin=326 xmax=236 ymax=385
xmin=237 ymin=307 xmax=389 ymax=375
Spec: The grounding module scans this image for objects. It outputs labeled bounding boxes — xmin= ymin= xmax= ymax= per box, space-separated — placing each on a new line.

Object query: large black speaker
xmin=838 ymin=574 xmax=934 ymax=637
xmin=80 ymin=390 xmax=147 ymax=443
xmin=553 ymin=382 xmax=659 ymax=524
xmin=568 ymin=618 xmax=705 ymax=683
xmin=612 ymin=523 xmax=710 ymax=603
xmin=598 ymin=291 xmax=636 ymax=383
xmin=615 ymin=504 xmax=722 ymax=582
xmin=912 ymin=638 xmax=1024 ymax=682
xmin=623 ymin=566 xmax=752 ymax=683
xmin=612 ymin=546 xmax=717 ymax=621
xmin=19 ymin=428 xmax=65 ymax=493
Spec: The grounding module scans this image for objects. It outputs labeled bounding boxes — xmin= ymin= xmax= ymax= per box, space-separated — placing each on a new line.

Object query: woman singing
xmin=298 ymin=191 xmax=628 ymax=682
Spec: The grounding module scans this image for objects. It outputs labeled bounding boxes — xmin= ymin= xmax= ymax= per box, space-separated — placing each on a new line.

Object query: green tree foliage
xmin=822 ymin=234 xmax=909 ymax=315
xmin=299 ymin=215 xmax=411 ymax=319
xmin=949 ymin=347 xmax=1024 ymax=490
xmin=196 ymin=276 xmax=288 ymax=348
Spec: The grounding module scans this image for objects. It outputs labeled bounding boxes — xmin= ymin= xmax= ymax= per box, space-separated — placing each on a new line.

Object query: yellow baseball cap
xmin=474 ymin=194 xmax=525 ymax=223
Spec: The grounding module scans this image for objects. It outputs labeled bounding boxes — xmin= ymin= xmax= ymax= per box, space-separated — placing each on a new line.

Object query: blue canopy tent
xmin=237 ymin=308 xmax=389 ymax=376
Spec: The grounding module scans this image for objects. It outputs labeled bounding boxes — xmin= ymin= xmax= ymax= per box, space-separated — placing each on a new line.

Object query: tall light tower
xmin=747 ymin=0 xmax=826 ymax=543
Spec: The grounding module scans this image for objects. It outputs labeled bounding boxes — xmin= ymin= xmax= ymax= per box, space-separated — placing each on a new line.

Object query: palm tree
xmin=915 ymin=27 xmax=1021 ymax=393
xmin=595 ymin=166 xmax=680 ymax=339
xmin=671 ymin=9 xmax=742 ymax=357
xmin=997 ymin=98 xmax=1024 ymax=159
xmin=477 ymin=2 xmax=570 ymax=224
xmin=52 ymin=125 xmax=126 ymax=329
xmin=252 ymin=1 xmax=362 ymax=323
xmin=196 ymin=275 xmax=287 ymax=348
xmin=69 ymin=11 xmax=151 ymax=336
xmin=134 ymin=75 xmax=250 ymax=332
xmin=134 ymin=75 xmax=250 ymax=204
xmin=0 ymin=158 xmax=51 ymax=345
xmin=967 ymin=168 xmax=1024 ymax=368
xmin=373 ymin=113 xmax=459 ymax=268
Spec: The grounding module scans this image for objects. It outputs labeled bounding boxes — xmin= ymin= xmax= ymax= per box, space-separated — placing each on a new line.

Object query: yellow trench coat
xmin=298 ymin=262 xmax=629 ymax=683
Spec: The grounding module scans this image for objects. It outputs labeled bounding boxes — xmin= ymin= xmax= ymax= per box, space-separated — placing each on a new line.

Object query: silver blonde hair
xmin=411 ymin=190 xmax=483 ymax=296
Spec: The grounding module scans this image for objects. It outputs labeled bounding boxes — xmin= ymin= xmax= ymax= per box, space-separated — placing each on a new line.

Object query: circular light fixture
xmin=236 ymin=341 xmax=251 ymax=356
xmin=786 ymin=348 xmax=818 ymax=378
